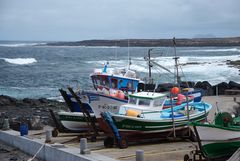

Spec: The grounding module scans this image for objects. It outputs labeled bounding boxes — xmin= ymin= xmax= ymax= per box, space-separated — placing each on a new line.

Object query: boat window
xmin=94 ymin=76 xmax=100 ymax=85
xmin=119 ymin=80 xmax=123 ymax=88
xmin=138 ymin=98 xmax=151 ymax=106
xmin=129 ymin=97 xmax=137 ymax=104
xmin=105 ymin=78 xmax=109 ymax=87
xmin=127 ymin=81 xmax=133 ymax=90
xmin=91 ymin=76 xmax=96 ymax=84
xmin=111 ymin=78 xmax=118 ymax=89
xmin=100 ymin=76 xmax=109 ymax=88
xmin=91 ymin=76 xmax=97 ymax=89
xmin=153 ymin=98 xmax=165 ymax=107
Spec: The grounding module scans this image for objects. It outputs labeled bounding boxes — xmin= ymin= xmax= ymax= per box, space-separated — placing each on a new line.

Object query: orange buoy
xmin=176 ymin=101 xmax=182 ymax=105
xmin=126 ymin=109 xmax=141 ymax=117
xmin=117 ymin=91 xmax=125 ymax=99
xmin=177 ymin=94 xmax=186 ymax=101
xmin=171 ymin=87 xmax=180 ymax=94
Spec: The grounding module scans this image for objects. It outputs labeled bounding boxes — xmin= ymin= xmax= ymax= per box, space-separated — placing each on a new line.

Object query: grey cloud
xmin=0 ymin=0 xmax=240 ymax=41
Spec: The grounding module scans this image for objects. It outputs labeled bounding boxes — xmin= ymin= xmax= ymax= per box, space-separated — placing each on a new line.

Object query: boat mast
xmin=173 ymin=37 xmax=181 ymax=86
xmin=115 ymin=41 xmax=117 ymax=60
xmin=148 ymin=48 xmax=153 ymax=84
xmin=128 ymin=39 xmax=131 ymax=70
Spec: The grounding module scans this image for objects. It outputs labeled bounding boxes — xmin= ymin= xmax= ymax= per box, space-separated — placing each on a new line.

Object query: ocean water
xmin=0 ymin=41 xmax=239 ymax=99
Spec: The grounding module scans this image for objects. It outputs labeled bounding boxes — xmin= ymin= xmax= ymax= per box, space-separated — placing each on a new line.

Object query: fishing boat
xmin=58 ymin=111 xmax=96 ymax=131
xmin=101 ymin=91 xmax=212 ymax=148
xmin=191 ymin=112 xmax=240 ymax=159
xmin=58 ymin=64 xmax=141 ymax=131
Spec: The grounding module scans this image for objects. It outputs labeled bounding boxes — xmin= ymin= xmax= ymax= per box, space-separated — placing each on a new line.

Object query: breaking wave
xmin=0 ymin=42 xmax=46 ymax=47
xmin=181 ymin=48 xmax=240 ymax=52
xmin=1 ymin=58 xmax=37 ymax=65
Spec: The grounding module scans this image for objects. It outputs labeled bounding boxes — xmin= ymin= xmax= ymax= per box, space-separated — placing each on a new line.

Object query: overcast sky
xmin=1 ymin=0 xmax=240 ymax=41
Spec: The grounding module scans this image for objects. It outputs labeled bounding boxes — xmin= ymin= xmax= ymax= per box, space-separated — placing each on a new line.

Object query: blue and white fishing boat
xmin=58 ymin=63 xmax=142 ymax=130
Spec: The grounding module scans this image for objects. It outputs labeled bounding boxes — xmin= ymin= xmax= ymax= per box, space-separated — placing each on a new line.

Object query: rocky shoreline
xmin=46 ymin=37 xmax=240 ymax=47
xmin=0 ymin=96 xmax=67 ymax=131
xmin=227 ymin=60 xmax=240 ymax=70
xmin=0 ymin=81 xmax=239 ymax=131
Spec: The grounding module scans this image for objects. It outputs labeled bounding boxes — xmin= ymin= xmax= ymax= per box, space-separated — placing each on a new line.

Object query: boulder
xmin=0 ymin=95 xmax=18 ymax=106
xmin=180 ymin=81 xmax=195 ymax=88
xmin=213 ymin=82 xmax=229 ymax=95
xmin=194 ymin=81 xmax=213 ymax=96
xmin=23 ymin=98 xmax=40 ymax=106
xmin=39 ymin=98 xmax=48 ymax=103
xmin=228 ymin=81 xmax=240 ymax=89
xmin=156 ymin=83 xmax=175 ymax=92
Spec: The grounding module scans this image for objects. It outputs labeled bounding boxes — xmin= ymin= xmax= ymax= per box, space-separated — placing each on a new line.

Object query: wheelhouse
xmin=127 ymin=92 xmax=167 ymax=109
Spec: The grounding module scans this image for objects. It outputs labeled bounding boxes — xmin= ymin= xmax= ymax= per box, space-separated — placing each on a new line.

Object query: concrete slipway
xmin=0 ymin=95 xmax=239 ymax=161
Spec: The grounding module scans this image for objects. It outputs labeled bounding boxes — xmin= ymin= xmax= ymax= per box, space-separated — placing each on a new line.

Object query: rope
xmin=27 ymin=143 xmax=45 ymax=161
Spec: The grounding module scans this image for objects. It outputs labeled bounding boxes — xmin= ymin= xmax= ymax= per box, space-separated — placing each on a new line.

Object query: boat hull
xmin=112 ymin=112 xmax=207 ymax=134
xmin=77 ymin=91 xmax=127 ymax=118
xmin=58 ymin=111 xmax=96 ymax=131
xmin=192 ymin=123 xmax=240 ymax=158
xmin=106 ymin=102 xmax=211 ymax=138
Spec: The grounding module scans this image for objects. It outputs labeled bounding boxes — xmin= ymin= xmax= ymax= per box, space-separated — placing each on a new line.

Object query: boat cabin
xmin=90 ymin=67 xmax=140 ymax=95
xmin=121 ymin=92 xmax=167 ymax=113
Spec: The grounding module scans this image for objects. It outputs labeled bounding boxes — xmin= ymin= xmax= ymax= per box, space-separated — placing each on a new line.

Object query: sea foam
xmin=181 ymin=48 xmax=240 ymax=52
xmin=1 ymin=58 xmax=37 ymax=65
xmin=0 ymin=42 xmax=46 ymax=47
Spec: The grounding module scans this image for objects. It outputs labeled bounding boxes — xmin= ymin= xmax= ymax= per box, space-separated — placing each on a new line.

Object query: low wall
xmin=0 ymin=130 xmax=116 ymax=161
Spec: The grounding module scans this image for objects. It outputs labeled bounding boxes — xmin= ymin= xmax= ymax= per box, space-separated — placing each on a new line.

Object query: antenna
xmin=115 ymin=41 xmax=117 ymax=60
xmin=173 ymin=37 xmax=181 ymax=86
xmin=153 ymin=82 xmax=158 ymax=94
xmin=128 ymin=39 xmax=130 ymax=69
xmin=148 ymin=48 xmax=153 ymax=84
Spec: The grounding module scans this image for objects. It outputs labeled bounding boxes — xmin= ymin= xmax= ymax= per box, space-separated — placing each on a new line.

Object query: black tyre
xmin=90 ymin=135 xmax=97 ymax=142
xmin=184 ymin=154 xmax=190 ymax=161
xmin=119 ymin=138 xmax=128 ymax=149
xmin=104 ymin=137 xmax=114 ymax=148
xmin=189 ymin=130 xmax=197 ymax=142
xmin=52 ymin=128 xmax=59 ymax=137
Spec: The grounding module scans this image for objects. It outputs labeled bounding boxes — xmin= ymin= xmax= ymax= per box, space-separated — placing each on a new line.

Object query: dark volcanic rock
xmin=194 ymin=81 xmax=213 ymax=96
xmin=213 ymin=82 xmax=229 ymax=95
xmin=0 ymin=95 xmax=67 ymax=129
xmin=227 ymin=60 xmax=240 ymax=69
xmin=228 ymin=81 xmax=240 ymax=89
xmin=38 ymin=98 xmax=48 ymax=103
xmin=46 ymin=37 xmax=240 ymax=47
xmin=0 ymin=95 xmax=18 ymax=106
xmin=180 ymin=81 xmax=195 ymax=88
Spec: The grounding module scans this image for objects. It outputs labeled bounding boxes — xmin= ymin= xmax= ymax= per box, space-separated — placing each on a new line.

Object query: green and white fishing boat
xmin=191 ymin=112 xmax=240 ymax=159
xmin=58 ymin=111 xmax=96 ymax=131
xmin=102 ymin=91 xmax=212 ymax=140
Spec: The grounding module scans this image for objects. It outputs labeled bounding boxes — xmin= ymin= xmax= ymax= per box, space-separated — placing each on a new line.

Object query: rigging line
xmin=179 ymin=61 xmax=190 ymax=88
xmin=27 ymin=143 xmax=45 ymax=161
xmin=155 ymin=67 xmax=174 ymax=83
xmin=127 ymin=39 xmax=130 ymax=69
